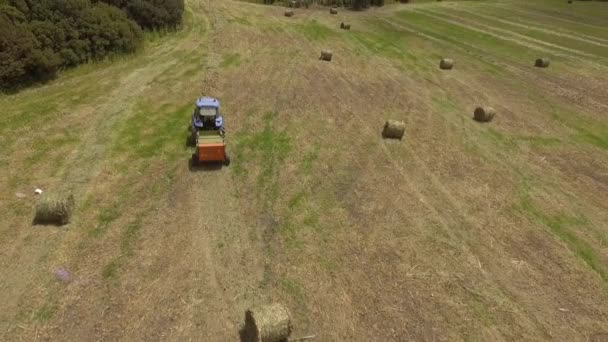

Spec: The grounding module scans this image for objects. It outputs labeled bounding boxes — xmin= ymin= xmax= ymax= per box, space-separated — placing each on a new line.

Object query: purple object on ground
xmin=53 ymin=268 xmax=71 ymax=283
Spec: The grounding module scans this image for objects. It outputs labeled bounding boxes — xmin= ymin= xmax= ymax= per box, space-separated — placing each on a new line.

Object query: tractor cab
xmin=192 ymin=97 xmax=224 ymax=133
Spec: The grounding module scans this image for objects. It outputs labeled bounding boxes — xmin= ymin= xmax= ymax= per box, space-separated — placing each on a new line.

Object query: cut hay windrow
xmin=383 ymin=120 xmax=406 ymax=140
xmin=242 ymin=303 xmax=292 ymax=342
xmin=34 ymin=193 xmax=75 ymax=225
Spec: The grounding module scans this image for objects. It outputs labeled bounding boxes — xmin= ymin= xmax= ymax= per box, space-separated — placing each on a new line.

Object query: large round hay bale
xmin=320 ymin=50 xmax=333 ymax=61
xmin=34 ymin=193 xmax=75 ymax=225
xmin=383 ymin=120 xmax=406 ymax=140
xmin=242 ymin=303 xmax=292 ymax=342
xmin=535 ymin=58 xmax=550 ymax=68
xmin=284 ymin=10 xmax=294 ymax=17
xmin=330 ymin=7 xmax=338 ymax=14
xmin=439 ymin=58 xmax=454 ymax=70
xmin=473 ymin=106 xmax=496 ymax=123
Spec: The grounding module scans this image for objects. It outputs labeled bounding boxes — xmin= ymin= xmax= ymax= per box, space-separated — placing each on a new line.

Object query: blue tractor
xmin=188 ymin=97 xmax=230 ymax=166
xmin=189 ymin=97 xmax=225 ymax=146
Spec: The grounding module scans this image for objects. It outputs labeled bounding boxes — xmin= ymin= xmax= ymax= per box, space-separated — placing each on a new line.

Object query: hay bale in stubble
xmin=320 ymin=50 xmax=333 ymax=61
xmin=242 ymin=303 xmax=292 ymax=342
xmin=535 ymin=58 xmax=550 ymax=68
xmin=285 ymin=10 xmax=294 ymax=17
xmin=383 ymin=120 xmax=406 ymax=140
xmin=439 ymin=58 xmax=453 ymax=70
xmin=330 ymin=7 xmax=338 ymax=14
xmin=34 ymin=193 xmax=75 ymax=225
xmin=473 ymin=106 xmax=496 ymax=123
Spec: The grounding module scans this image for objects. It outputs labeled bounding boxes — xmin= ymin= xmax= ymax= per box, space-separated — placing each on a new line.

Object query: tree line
xmin=264 ymin=0 xmax=386 ymax=9
xmin=0 ymin=0 xmax=184 ymax=90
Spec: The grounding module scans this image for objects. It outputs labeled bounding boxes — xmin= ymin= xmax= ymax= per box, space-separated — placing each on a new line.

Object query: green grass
xmin=346 ymin=19 xmax=413 ymax=60
xmin=396 ymin=9 xmax=547 ymax=64
xmin=576 ymin=128 xmax=608 ymax=151
xmin=301 ymin=146 xmax=319 ymax=175
xmin=232 ymin=111 xmax=292 ymax=204
xmin=318 ymin=256 xmax=338 ymax=273
xmin=468 ymin=296 xmax=496 ymax=327
xmin=280 ymin=277 xmax=305 ymax=302
xmin=288 ymin=191 xmax=306 ymax=209
xmin=121 ymin=218 xmax=144 ymax=257
xmin=112 ymin=102 xmax=191 ymax=160
xmin=440 ymin=7 xmax=608 ymax=60
xmin=294 ymin=20 xmax=335 ymax=41
xmin=89 ymin=204 xmax=122 ymax=238
xmin=516 ymin=135 xmax=561 ymax=147
xmin=553 ymin=109 xmax=608 ymax=150
xmin=480 ymin=4 xmax=608 ymax=41
xmin=34 ymin=303 xmax=57 ymax=321
xmin=227 ymin=16 xmax=251 ymax=26
xmin=102 ymin=259 xmax=121 ymax=280
xmin=220 ymin=53 xmax=242 ymax=68
xmin=303 ymin=211 xmax=319 ymax=228
xmin=518 ymin=187 xmax=608 ymax=282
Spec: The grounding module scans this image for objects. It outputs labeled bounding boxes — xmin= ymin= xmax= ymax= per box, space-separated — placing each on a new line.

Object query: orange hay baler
xmin=191 ymin=130 xmax=230 ymax=166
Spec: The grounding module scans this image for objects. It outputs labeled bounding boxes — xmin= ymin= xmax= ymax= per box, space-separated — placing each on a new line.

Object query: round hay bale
xmin=284 ymin=10 xmax=294 ymax=17
xmin=473 ymin=106 xmax=496 ymax=123
xmin=242 ymin=303 xmax=292 ymax=342
xmin=382 ymin=120 xmax=406 ymax=140
xmin=34 ymin=193 xmax=75 ymax=225
xmin=330 ymin=7 xmax=338 ymax=14
xmin=340 ymin=22 xmax=351 ymax=30
xmin=535 ymin=58 xmax=550 ymax=68
xmin=320 ymin=50 xmax=333 ymax=61
xmin=439 ymin=58 xmax=454 ymax=70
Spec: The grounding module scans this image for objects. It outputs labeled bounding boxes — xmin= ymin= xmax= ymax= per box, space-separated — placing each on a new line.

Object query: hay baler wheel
xmin=187 ymin=132 xmax=197 ymax=147
xmin=191 ymin=153 xmax=199 ymax=167
xmin=224 ymin=153 xmax=231 ymax=166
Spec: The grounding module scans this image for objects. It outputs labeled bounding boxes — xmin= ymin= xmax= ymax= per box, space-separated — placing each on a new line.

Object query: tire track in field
xmin=416 ymin=8 xmax=606 ymax=62
xmin=381 ymin=18 xmax=608 ymax=114
xmin=341 ymin=11 xmax=608 ymax=338
xmin=178 ymin=1 xmax=245 ymax=338
xmin=496 ymin=4 xmax=608 ymax=32
xmin=505 ymin=16 xmax=608 ymax=45
xmin=445 ymin=5 xmax=608 ymax=49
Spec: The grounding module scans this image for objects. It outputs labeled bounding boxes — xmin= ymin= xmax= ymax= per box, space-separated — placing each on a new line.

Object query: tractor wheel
xmin=190 ymin=153 xmax=199 ymax=168
xmin=187 ymin=133 xmax=196 ymax=147
xmin=224 ymin=154 xmax=231 ymax=166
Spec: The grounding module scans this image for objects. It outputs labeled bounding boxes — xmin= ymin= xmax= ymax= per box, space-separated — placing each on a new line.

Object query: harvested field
xmin=1 ymin=0 xmax=607 ymax=341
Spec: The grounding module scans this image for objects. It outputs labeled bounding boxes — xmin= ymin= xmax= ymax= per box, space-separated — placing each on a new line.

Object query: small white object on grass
xmin=34 ymin=188 xmax=43 ymax=195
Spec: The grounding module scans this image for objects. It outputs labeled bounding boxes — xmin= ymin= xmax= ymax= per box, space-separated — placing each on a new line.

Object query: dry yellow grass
xmin=1 ymin=0 xmax=608 ymax=341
